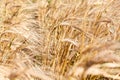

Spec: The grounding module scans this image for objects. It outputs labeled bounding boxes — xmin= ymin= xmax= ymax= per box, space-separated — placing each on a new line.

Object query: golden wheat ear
xmin=68 ymin=42 xmax=120 ymax=80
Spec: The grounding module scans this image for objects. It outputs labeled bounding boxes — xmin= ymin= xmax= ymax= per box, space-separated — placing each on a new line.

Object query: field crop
xmin=0 ymin=0 xmax=120 ymax=80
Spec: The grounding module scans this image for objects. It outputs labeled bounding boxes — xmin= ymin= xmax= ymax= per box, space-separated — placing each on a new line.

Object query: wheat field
xmin=0 ymin=0 xmax=120 ymax=80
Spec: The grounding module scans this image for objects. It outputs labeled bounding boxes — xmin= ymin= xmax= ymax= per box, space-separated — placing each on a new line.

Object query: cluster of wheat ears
xmin=0 ymin=0 xmax=120 ymax=80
